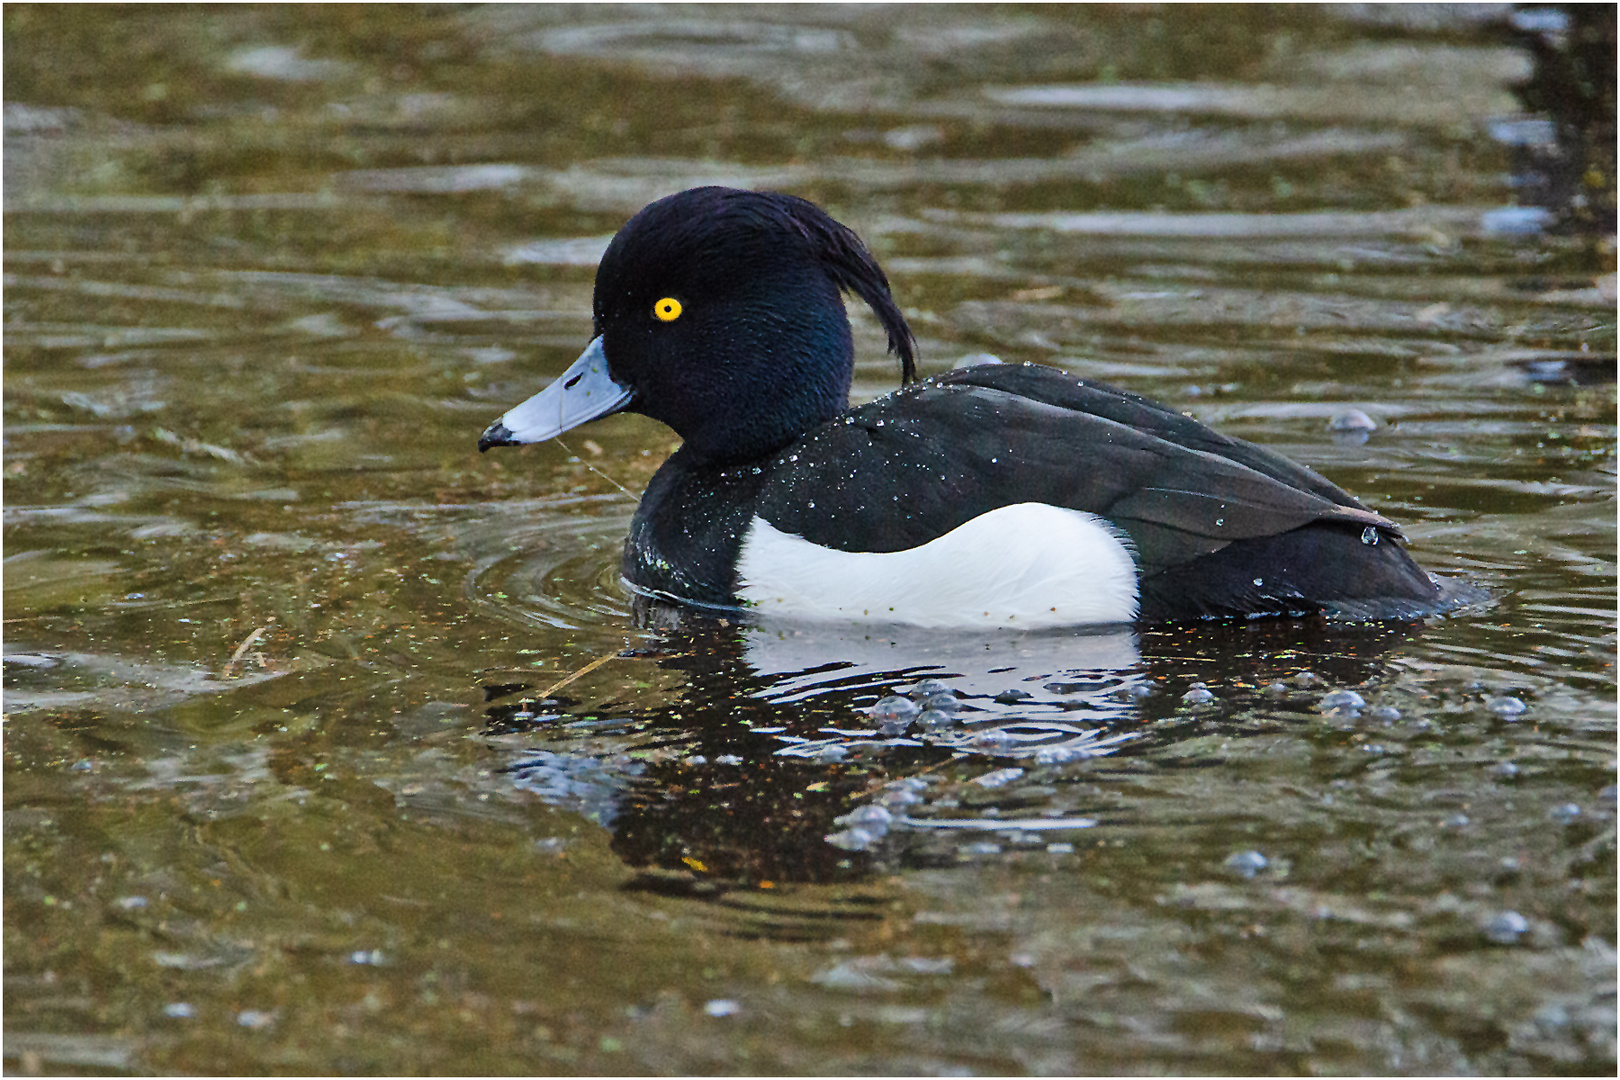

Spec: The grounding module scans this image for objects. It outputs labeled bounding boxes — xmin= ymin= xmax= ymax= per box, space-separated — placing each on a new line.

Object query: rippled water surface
xmin=4 ymin=6 xmax=1615 ymax=1075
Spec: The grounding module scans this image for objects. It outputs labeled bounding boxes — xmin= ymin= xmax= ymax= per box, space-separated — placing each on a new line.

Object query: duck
xmin=480 ymin=186 xmax=1454 ymax=629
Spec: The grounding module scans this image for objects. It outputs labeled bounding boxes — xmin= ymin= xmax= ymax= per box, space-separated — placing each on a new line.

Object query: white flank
xmin=735 ymin=502 xmax=1139 ymax=629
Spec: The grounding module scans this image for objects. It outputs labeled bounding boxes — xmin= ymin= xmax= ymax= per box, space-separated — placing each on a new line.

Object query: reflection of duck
xmin=481 ymin=186 xmax=1458 ymax=626
xmin=742 ymin=620 xmax=1141 ymax=710
xmin=488 ymin=608 xmax=1422 ymax=887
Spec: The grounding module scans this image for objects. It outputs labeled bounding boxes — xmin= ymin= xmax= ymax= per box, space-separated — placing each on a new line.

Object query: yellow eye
xmin=653 ymin=297 xmax=683 ymax=322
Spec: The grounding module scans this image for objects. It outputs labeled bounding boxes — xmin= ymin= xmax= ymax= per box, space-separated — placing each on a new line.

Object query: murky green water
xmin=4 ymin=6 xmax=1615 ymax=1074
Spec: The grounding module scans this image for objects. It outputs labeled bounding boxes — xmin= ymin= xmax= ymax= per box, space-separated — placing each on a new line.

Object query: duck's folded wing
xmin=756 ymin=377 xmax=1399 ymax=582
xmin=935 ymin=363 xmax=1375 ymax=514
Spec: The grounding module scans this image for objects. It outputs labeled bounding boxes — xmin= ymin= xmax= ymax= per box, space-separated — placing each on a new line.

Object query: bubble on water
xmin=237 ymin=1009 xmax=277 ymax=1030
xmin=916 ymin=709 xmax=954 ymax=729
xmin=1488 ymin=696 xmax=1528 ymax=717
xmin=1224 ymin=850 xmax=1268 ymax=878
xmin=1294 ymin=671 xmax=1322 ymax=689
xmin=1492 ymin=761 xmax=1520 ymax=780
xmin=1369 ymin=705 xmax=1402 ymax=722
xmin=877 ymin=785 xmax=924 ymax=809
xmin=993 ymin=689 xmax=1032 ymax=704
xmin=1481 ymin=206 xmax=1554 ymax=235
xmin=1114 ymin=682 xmax=1153 ymax=702
xmin=704 ymin=999 xmax=741 ymax=1018
xmin=837 ymin=805 xmax=894 ymax=830
xmin=974 ymin=767 xmax=1024 ymax=789
xmin=162 ymin=1002 xmax=195 ymax=1019
xmin=911 ymin=679 xmax=953 ymax=696
xmin=917 ymin=691 xmax=960 ymax=713
xmin=1182 ymin=686 xmax=1215 ymax=705
xmin=1318 ymin=689 xmax=1365 ymax=714
xmin=826 ymin=827 xmax=880 ymax=851
xmin=1550 ymin=802 xmax=1581 ymax=824
xmin=1328 ymin=408 xmax=1378 ymax=433
xmin=871 ymin=695 xmax=920 ymax=721
xmin=1481 ymin=910 xmax=1530 ymax=945
xmin=1532 ymin=1003 xmax=1571 ymax=1032
xmin=899 ymin=956 xmax=953 ymax=975
xmin=1262 ymin=681 xmax=1290 ymax=697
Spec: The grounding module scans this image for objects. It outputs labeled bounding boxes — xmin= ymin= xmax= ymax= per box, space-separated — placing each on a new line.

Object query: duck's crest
xmin=761 ymin=191 xmax=919 ymax=385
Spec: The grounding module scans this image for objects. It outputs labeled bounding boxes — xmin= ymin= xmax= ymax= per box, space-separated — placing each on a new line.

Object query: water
xmin=4 ymin=6 xmax=1615 ymax=1074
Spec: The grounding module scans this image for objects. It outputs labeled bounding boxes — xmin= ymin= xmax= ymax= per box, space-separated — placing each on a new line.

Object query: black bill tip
xmin=477 ymin=422 xmax=515 ymax=453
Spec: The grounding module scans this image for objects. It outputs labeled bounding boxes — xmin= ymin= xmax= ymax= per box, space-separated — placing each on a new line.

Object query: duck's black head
xmin=479 ymin=187 xmax=916 ymax=466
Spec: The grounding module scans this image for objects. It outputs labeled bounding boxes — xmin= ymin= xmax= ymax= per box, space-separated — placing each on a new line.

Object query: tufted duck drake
xmin=480 ymin=186 xmax=1454 ymax=628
